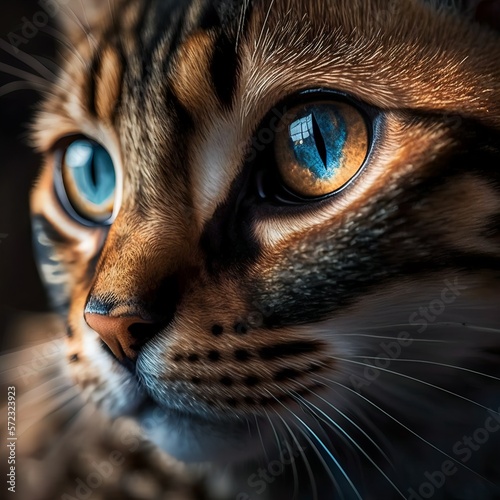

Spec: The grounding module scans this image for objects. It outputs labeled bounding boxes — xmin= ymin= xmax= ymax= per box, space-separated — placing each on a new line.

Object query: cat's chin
xmin=132 ymin=395 xmax=269 ymax=464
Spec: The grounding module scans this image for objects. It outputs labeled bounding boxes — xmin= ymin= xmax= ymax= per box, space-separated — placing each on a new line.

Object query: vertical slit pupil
xmin=89 ymin=151 xmax=98 ymax=188
xmin=311 ymin=113 xmax=327 ymax=169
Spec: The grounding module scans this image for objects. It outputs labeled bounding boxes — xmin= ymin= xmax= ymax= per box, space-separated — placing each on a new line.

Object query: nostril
xmin=128 ymin=322 xmax=162 ymax=351
xmin=84 ymin=312 xmax=159 ymax=362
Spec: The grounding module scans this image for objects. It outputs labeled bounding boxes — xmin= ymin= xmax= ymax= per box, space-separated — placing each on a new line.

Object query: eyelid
xmin=52 ymin=135 xmax=118 ymax=227
xmin=250 ymin=88 xmax=379 ymax=205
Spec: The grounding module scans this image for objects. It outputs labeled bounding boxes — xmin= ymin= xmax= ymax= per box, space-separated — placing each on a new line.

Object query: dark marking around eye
xmin=235 ymin=349 xmax=251 ymax=361
xmin=187 ymin=354 xmax=200 ymax=363
xmin=211 ymin=324 xmax=224 ymax=336
xmin=210 ymin=32 xmax=239 ymax=108
xmin=66 ymin=324 xmax=74 ymax=338
xmin=258 ymin=341 xmax=319 ymax=360
xmin=208 ymin=350 xmax=221 ymax=362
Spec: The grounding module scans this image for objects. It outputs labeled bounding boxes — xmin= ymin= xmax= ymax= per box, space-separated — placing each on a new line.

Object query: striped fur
xmin=31 ymin=1 xmax=500 ymax=498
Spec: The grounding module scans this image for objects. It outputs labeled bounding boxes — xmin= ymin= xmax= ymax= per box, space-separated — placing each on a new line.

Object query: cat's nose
xmin=84 ymin=312 xmax=157 ymax=362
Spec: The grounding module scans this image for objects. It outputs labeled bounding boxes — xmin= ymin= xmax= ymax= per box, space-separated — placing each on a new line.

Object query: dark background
xmin=0 ymin=0 xmax=57 ymax=350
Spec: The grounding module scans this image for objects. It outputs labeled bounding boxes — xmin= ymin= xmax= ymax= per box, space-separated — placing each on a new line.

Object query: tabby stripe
xmin=198 ymin=3 xmax=223 ymax=30
xmin=166 ymin=88 xmax=195 ymax=133
xmin=210 ymin=31 xmax=240 ymax=108
xmin=110 ymin=39 xmax=127 ymax=124
xmin=132 ymin=0 xmax=155 ymax=84
xmin=158 ymin=4 xmax=192 ymax=76
xmin=87 ymin=49 xmax=102 ymax=117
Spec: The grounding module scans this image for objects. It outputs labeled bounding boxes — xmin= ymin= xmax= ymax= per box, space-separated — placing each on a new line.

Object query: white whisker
xmin=272 ymin=408 xmax=320 ymax=500
xmin=0 ymin=39 xmax=57 ymax=81
xmin=328 ymin=355 xmax=500 ymax=416
xmin=267 ymin=389 xmax=362 ymax=500
xmin=292 ymin=389 xmax=405 ymax=498
xmin=352 ymin=356 xmax=500 ymax=383
xmin=314 ymin=374 xmax=495 ymax=487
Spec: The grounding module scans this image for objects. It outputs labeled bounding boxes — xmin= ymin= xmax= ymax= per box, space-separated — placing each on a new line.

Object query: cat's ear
xmin=52 ymin=0 xmax=111 ymax=38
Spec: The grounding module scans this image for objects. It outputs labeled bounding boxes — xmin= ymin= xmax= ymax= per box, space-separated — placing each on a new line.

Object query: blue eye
xmin=58 ymin=138 xmax=117 ymax=224
xmin=275 ymin=101 xmax=369 ymax=198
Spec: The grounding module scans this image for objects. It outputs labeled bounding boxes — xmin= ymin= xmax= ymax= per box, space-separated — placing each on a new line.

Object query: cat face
xmin=31 ymin=0 xmax=500 ymax=488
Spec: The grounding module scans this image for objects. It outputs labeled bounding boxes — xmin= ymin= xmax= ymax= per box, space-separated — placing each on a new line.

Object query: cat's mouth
xmin=109 ymin=356 xmax=268 ymax=463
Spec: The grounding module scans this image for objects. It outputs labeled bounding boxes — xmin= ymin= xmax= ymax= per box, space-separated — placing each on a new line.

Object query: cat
xmin=26 ymin=0 xmax=500 ymax=498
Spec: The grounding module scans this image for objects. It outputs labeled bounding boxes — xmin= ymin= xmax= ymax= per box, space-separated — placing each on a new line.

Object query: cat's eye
xmin=274 ymin=100 xmax=369 ymax=198
xmin=55 ymin=138 xmax=117 ymax=225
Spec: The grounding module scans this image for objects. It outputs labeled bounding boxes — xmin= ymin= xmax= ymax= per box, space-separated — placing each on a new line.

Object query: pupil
xmin=311 ymin=112 xmax=328 ymax=169
xmin=89 ymin=155 xmax=98 ymax=188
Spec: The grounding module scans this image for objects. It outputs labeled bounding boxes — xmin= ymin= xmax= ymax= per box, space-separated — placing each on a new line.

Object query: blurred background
xmin=0 ymin=0 xmax=56 ymax=351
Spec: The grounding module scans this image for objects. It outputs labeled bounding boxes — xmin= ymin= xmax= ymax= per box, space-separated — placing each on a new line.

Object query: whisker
xmin=255 ymin=413 xmax=270 ymax=463
xmin=327 ymin=355 xmax=500 ymax=416
xmin=40 ymin=25 xmax=87 ymax=66
xmin=263 ymin=407 xmax=300 ymax=499
xmin=291 ymin=389 xmax=405 ymax=498
xmin=351 ymin=356 xmax=500 ymax=383
xmin=0 ymin=81 xmax=50 ymax=97
xmin=292 ymin=419 xmax=347 ymax=500
xmin=255 ymin=0 xmax=276 ymax=51
xmin=333 ymin=333 xmax=452 ymax=343
xmin=59 ymin=3 xmax=98 ymax=52
xmin=267 ymin=389 xmax=362 ymax=500
xmin=321 ymin=380 xmax=397 ymax=460
xmin=272 ymin=408 xmax=320 ymax=500
xmin=295 ymin=381 xmax=392 ymax=466
xmin=235 ymin=0 xmax=250 ymax=53
xmin=0 ymin=62 xmax=51 ymax=86
xmin=0 ymin=39 xmax=57 ymax=81
xmin=314 ymin=374 xmax=496 ymax=487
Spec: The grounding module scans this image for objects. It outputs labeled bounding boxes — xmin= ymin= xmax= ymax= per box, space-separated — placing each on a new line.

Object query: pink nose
xmin=84 ymin=313 xmax=155 ymax=361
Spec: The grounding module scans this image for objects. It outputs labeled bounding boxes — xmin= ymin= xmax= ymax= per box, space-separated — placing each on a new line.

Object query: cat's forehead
xmin=37 ymin=0 xmax=500 ymax=143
